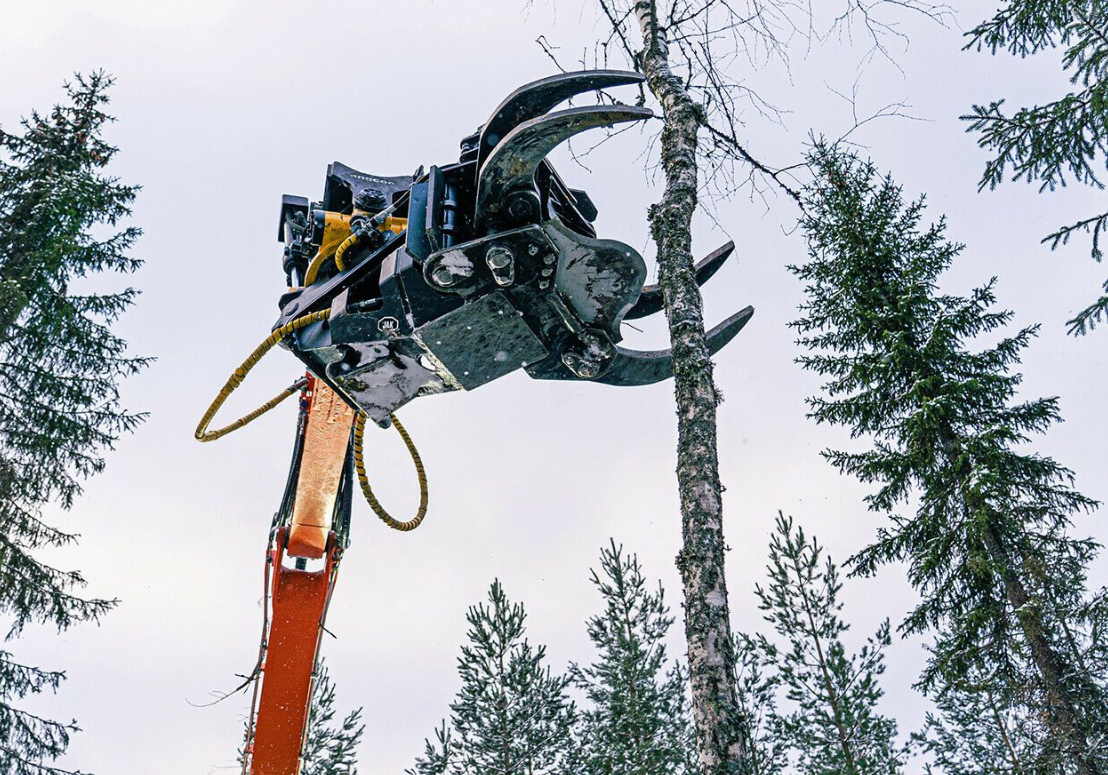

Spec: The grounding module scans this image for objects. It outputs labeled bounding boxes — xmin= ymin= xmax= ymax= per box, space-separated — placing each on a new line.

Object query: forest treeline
xmin=307 ymin=141 xmax=1107 ymax=775
xmin=303 ymin=130 xmax=1108 ymax=774
xmin=319 ymin=484 xmax=1105 ymax=774
xmin=1 ymin=0 xmax=1105 ymax=773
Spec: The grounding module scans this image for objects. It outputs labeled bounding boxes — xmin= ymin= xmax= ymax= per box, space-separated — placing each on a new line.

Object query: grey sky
xmin=3 ymin=1 xmax=1106 ymax=773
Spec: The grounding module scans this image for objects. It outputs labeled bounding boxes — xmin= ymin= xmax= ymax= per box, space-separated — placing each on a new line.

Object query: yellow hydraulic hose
xmin=301 ymin=195 xmax=410 ymax=287
xmin=303 ymin=222 xmax=377 ymax=284
xmin=195 ymin=310 xmax=330 ymax=442
xmin=194 ymin=307 xmax=428 ymax=531
xmin=353 ymin=412 xmax=428 ymax=532
xmin=301 ymin=226 xmax=365 ymax=285
xmin=301 ymin=248 xmax=331 ymax=287
xmin=332 ymin=229 xmax=363 ymax=272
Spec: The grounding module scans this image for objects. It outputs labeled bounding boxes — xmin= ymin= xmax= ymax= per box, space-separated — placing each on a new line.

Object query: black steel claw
xmin=276 ymin=71 xmax=753 ymax=424
xmin=593 ymin=306 xmax=755 ymax=386
xmin=475 ymin=105 xmax=652 ymax=229
xmin=476 ymin=70 xmax=645 ymax=171
xmin=625 ymin=241 xmax=736 ymax=321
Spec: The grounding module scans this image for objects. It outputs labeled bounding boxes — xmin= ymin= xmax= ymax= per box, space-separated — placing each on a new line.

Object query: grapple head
xmin=275 ymin=71 xmax=753 ymax=426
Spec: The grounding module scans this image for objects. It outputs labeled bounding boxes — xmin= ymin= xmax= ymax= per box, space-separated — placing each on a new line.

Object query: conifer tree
xmin=914 ymin=677 xmax=1040 ymax=775
xmin=0 ymin=72 xmax=147 ymax=774
xmin=407 ymin=723 xmax=453 ymax=775
xmin=962 ymin=0 xmax=1108 ymax=334
xmin=750 ymin=513 xmax=903 ymax=775
xmin=792 ymin=143 xmax=1108 ymax=774
xmin=571 ymin=540 xmax=697 ymax=775
xmin=409 ymin=581 xmax=577 ymax=775
xmin=579 ymin=2 xmax=947 ymax=769
xmin=733 ymin=637 xmax=783 ymax=775
xmin=299 ymin=663 xmax=364 ymax=775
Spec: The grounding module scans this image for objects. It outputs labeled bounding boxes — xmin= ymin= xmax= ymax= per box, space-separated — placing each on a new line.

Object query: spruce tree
xmin=571 ymin=540 xmax=697 ymax=775
xmin=962 ymin=0 xmax=1108 ymax=334
xmin=0 ymin=72 xmax=146 ymax=774
xmin=409 ymin=580 xmax=577 ymax=775
xmin=792 ymin=143 xmax=1108 ymax=774
xmin=914 ymin=676 xmax=1040 ymax=775
xmin=750 ymin=513 xmax=903 ymax=775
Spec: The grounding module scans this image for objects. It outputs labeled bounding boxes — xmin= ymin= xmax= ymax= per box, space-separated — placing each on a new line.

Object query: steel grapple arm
xmin=273 ymin=70 xmax=753 ymax=427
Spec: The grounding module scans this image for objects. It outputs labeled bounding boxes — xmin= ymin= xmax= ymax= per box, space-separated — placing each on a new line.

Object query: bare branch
xmin=701 ymin=121 xmax=804 ymax=205
xmin=535 ymin=35 xmax=569 ymax=72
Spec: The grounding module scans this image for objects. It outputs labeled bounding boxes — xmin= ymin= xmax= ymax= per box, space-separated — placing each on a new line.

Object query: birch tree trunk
xmin=632 ymin=3 xmax=751 ymax=772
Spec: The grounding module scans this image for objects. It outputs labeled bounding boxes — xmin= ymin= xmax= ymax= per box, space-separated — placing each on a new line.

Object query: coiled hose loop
xmin=195 ymin=306 xmax=428 ymax=532
xmin=353 ymin=411 xmax=428 ymax=531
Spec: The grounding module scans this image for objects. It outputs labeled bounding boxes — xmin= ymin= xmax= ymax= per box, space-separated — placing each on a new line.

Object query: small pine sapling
xmin=750 ymin=513 xmax=903 ymax=775
xmin=571 ymin=540 xmax=698 ymax=775
xmin=410 ymin=580 xmax=577 ymax=775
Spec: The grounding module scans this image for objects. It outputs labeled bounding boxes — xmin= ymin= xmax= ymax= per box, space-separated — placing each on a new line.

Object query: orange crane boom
xmin=249 ymin=527 xmax=338 ymax=774
xmin=242 ymin=378 xmax=353 ymax=775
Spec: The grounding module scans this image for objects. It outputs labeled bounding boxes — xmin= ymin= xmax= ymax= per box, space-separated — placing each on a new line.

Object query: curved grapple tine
xmin=477 ymin=70 xmax=645 ymax=169
xmin=475 ymin=104 xmax=652 ymax=226
xmin=625 ymin=241 xmax=736 ymax=321
xmin=593 ymin=305 xmax=755 ymax=386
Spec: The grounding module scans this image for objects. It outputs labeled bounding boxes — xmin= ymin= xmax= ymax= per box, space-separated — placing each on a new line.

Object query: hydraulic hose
xmin=352 ymin=411 xmax=428 ymax=532
xmin=194 ymin=310 xmax=330 ymax=442
xmin=195 ymin=307 xmax=429 ymax=532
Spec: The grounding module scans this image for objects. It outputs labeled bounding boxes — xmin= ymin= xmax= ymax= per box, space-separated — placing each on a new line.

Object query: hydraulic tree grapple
xmin=202 ymin=70 xmax=754 ymax=775
xmin=273 ymin=70 xmax=753 ymax=426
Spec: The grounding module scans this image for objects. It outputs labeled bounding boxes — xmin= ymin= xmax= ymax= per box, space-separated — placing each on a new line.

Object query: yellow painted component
xmin=381 ymin=216 xmax=407 ymax=235
xmin=330 ymin=215 xmax=411 ymax=274
xmin=302 ymin=212 xmax=410 ymax=286
xmin=301 ymin=212 xmax=352 ymax=287
xmin=319 ymin=211 xmax=353 ymax=257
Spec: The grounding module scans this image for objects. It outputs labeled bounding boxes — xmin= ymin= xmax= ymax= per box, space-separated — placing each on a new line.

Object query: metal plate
xmin=331 ymin=344 xmax=441 ymax=427
xmin=544 ymin=220 xmax=645 ymax=340
xmin=417 ymin=292 xmax=548 ymax=391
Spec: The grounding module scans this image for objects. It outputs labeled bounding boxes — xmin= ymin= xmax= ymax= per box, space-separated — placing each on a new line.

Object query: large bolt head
xmin=486 ymin=245 xmax=513 ymax=269
xmin=505 ymin=191 xmax=539 ymax=224
xmin=560 ymin=334 xmax=615 ymax=379
xmin=431 ymin=264 xmax=459 ymax=287
xmin=428 ymin=251 xmax=475 ymax=288
xmin=355 ymin=187 xmax=388 ymax=212
xmin=485 ymin=244 xmax=516 ymax=287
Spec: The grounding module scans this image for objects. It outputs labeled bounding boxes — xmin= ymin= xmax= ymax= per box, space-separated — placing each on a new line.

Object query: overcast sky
xmin=3 ymin=1 xmax=1106 ymax=773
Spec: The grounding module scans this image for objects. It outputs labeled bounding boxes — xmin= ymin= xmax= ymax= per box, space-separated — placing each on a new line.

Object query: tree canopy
xmin=793 ymin=142 xmax=1107 ymax=773
xmin=0 ymin=71 xmax=146 ymax=775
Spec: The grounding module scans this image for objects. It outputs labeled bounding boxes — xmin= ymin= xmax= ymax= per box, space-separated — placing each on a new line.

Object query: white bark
xmin=632 ymin=3 xmax=751 ymax=773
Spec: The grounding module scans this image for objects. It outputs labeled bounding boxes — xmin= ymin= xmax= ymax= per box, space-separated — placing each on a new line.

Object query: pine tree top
xmin=572 ymin=540 xmax=697 ymax=775
xmin=413 ymin=580 xmax=577 ymax=775
xmin=748 ymin=513 xmax=903 ymax=775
